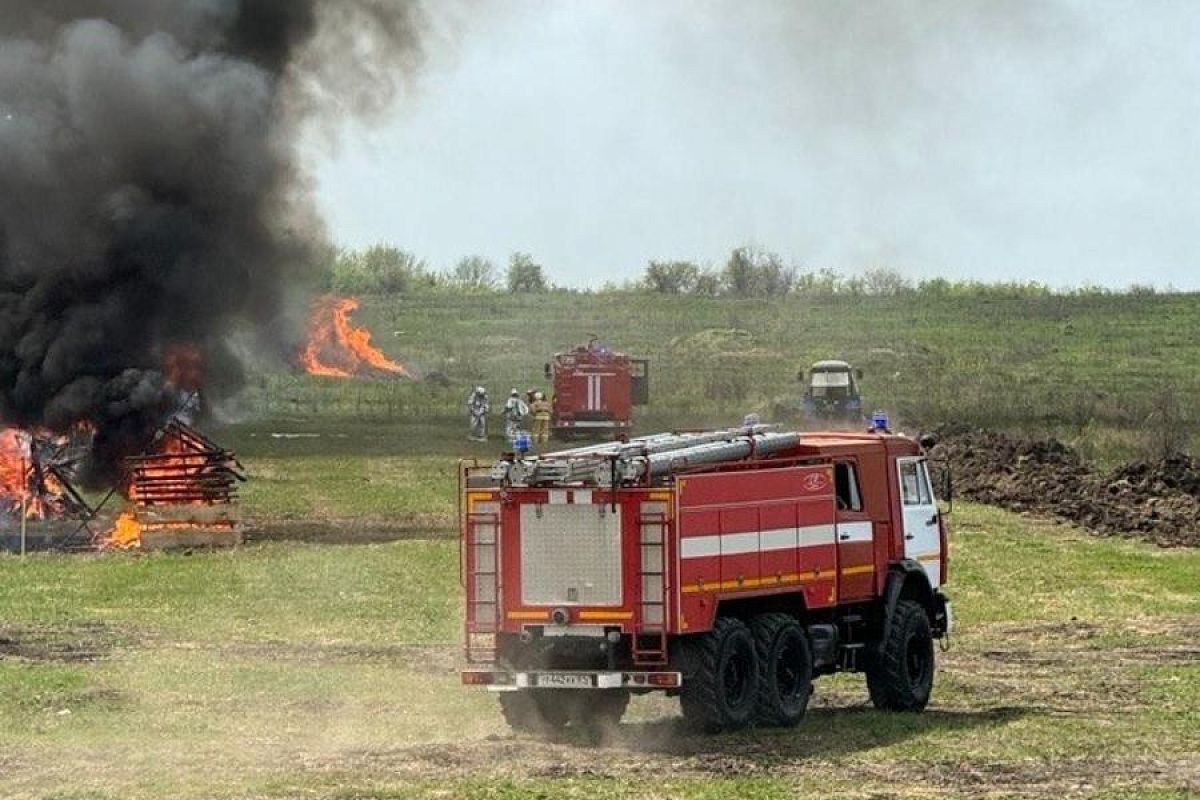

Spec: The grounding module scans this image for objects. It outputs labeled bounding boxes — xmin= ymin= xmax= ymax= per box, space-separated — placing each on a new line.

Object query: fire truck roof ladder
xmin=492 ymin=425 xmax=804 ymax=487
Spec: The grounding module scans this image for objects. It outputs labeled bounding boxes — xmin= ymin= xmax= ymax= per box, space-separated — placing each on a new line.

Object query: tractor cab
xmin=799 ymin=360 xmax=863 ymax=421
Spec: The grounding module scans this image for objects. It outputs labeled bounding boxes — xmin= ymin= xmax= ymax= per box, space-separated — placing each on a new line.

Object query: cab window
xmin=899 ymin=459 xmax=933 ymax=505
xmin=835 ymin=462 xmax=862 ymax=511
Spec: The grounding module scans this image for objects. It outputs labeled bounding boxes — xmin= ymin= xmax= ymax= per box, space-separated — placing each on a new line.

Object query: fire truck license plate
xmin=536 ymin=673 xmax=594 ymax=689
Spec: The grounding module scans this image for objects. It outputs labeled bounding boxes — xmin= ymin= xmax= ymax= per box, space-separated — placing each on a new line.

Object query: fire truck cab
xmin=544 ymin=339 xmax=648 ymax=439
xmin=461 ymin=422 xmax=952 ymax=734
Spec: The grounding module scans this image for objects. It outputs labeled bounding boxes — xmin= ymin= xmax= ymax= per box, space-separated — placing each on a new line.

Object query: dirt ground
xmin=287 ymin=616 xmax=1200 ymax=797
xmin=932 ymin=429 xmax=1200 ymax=547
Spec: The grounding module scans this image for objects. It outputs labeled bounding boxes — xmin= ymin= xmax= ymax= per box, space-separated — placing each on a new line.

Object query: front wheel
xmin=866 ymin=599 xmax=935 ymax=711
xmin=678 ymin=617 xmax=760 ymax=733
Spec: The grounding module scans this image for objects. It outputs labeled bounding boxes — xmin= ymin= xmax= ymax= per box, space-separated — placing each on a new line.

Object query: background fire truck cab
xmin=543 ymin=339 xmax=648 ymax=439
xmin=461 ymin=422 xmax=952 ymax=735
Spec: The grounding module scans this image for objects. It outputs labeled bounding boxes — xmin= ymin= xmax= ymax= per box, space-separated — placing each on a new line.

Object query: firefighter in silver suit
xmin=467 ymin=386 xmax=490 ymax=441
xmin=502 ymin=388 xmax=529 ymax=440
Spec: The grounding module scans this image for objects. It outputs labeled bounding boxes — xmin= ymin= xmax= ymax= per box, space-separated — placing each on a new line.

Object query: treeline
xmin=321 ymin=244 xmax=1171 ymax=298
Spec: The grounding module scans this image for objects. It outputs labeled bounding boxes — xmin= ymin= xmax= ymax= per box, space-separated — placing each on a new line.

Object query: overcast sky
xmin=312 ymin=1 xmax=1200 ymax=289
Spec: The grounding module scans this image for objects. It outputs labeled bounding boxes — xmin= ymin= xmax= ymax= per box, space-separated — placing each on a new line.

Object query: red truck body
xmin=460 ymin=426 xmax=952 ymax=733
xmin=546 ymin=341 xmax=647 ymax=437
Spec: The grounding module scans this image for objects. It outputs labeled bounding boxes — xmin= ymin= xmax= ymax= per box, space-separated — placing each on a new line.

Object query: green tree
xmin=330 ymin=244 xmax=426 ymax=294
xmin=452 ymin=255 xmax=497 ymax=290
xmin=506 ymin=252 xmax=548 ymax=293
xmin=643 ymin=260 xmax=700 ymax=294
xmin=862 ymin=267 xmax=912 ymax=296
xmin=721 ymin=247 xmax=796 ymax=298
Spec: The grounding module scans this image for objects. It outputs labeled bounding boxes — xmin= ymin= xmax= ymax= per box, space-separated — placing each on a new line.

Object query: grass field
xmin=2 ymin=290 xmax=1199 ymax=798
xmin=239 ymin=290 xmax=1200 ymax=464
xmin=1 ymin=503 xmax=1197 ymax=799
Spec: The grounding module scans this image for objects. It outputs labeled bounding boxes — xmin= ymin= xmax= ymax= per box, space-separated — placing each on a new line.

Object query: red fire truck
xmin=460 ymin=420 xmax=952 ymax=734
xmin=543 ymin=339 xmax=648 ymax=439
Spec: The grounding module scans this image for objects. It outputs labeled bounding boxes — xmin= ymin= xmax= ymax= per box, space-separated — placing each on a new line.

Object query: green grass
xmin=1 ymin=503 xmax=1197 ymax=799
xmin=237 ymin=290 xmax=1200 ymax=463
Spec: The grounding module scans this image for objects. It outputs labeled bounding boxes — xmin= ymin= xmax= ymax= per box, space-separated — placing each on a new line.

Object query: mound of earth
xmin=930 ymin=429 xmax=1200 ymax=547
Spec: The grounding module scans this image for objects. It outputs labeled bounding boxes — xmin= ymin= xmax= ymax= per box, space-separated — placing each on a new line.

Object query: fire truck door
xmin=834 ymin=462 xmax=873 ymax=601
xmin=897 ymin=457 xmax=941 ymax=589
xmin=630 ymin=359 xmax=650 ymax=406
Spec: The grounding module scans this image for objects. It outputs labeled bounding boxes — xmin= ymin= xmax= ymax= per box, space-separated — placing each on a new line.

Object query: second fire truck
xmin=543 ymin=339 xmax=649 ymax=439
xmin=460 ymin=419 xmax=952 ymax=734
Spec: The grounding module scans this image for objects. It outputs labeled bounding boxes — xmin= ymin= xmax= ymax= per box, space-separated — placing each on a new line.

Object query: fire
xmin=300 ymin=295 xmax=410 ymax=378
xmin=102 ymin=512 xmax=142 ymax=550
xmin=0 ymin=428 xmax=35 ymax=517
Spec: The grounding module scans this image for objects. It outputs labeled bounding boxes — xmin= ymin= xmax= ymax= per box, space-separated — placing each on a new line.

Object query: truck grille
xmin=520 ymin=504 xmax=622 ymax=606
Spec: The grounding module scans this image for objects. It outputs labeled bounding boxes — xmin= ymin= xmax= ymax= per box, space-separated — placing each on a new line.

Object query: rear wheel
xmin=866 ymin=599 xmax=935 ymax=711
xmin=679 ymin=617 xmax=760 ymax=733
xmin=499 ymin=689 xmax=628 ymax=737
xmin=498 ymin=690 xmax=569 ymax=734
xmin=751 ymin=613 xmax=812 ymax=727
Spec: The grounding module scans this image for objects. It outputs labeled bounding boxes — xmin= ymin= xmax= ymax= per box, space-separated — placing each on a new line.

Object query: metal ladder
xmin=465 ymin=510 xmax=501 ymax=664
xmin=633 ymin=511 xmax=669 ymax=666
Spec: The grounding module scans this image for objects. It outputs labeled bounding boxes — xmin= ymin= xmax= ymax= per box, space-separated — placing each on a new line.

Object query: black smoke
xmin=0 ymin=1 xmax=424 ymax=481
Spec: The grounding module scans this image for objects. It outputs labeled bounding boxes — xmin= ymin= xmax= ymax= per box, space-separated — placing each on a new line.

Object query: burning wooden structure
xmin=107 ymin=420 xmax=246 ymax=550
xmin=0 ymin=428 xmax=94 ymax=551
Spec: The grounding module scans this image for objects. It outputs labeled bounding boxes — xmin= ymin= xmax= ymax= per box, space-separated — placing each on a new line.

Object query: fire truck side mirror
xmin=796 ymin=370 xmax=804 ymax=382
xmin=942 ymin=467 xmax=954 ymax=514
xmin=543 ymin=363 xmax=551 ymax=379
xmin=856 ymin=368 xmax=864 ymax=379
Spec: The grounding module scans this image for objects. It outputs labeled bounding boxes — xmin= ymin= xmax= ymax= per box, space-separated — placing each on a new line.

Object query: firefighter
xmin=466 ymin=386 xmax=490 ymax=441
xmin=530 ymin=391 xmax=552 ymax=446
xmin=502 ymin=388 xmax=529 ymax=440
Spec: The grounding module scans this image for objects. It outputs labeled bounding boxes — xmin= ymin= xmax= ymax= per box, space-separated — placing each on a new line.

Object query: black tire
xmin=581 ymin=689 xmax=630 ymax=728
xmin=679 ymin=616 xmax=760 ymax=733
xmin=866 ymin=599 xmax=935 ymax=711
xmin=751 ymin=613 xmax=812 ymax=727
xmin=498 ymin=690 xmax=569 ymax=734
xmin=499 ymin=690 xmax=627 ymax=737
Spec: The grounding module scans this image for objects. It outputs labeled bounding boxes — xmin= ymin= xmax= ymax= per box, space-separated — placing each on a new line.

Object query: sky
xmin=312 ymin=1 xmax=1200 ymax=289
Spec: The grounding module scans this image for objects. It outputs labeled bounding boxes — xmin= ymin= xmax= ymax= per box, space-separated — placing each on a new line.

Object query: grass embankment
xmin=242 ymin=291 xmax=1200 ymax=463
xmin=1 ymin=503 xmax=1197 ymax=799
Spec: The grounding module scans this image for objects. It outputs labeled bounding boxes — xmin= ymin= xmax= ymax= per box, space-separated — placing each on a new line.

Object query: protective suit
xmin=466 ymin=387 xmax=490 ymax=441
xmin=502 ymin=389 xmax=529 ymax=440
xmin=530 ymin=392 xmax=553 ymax=445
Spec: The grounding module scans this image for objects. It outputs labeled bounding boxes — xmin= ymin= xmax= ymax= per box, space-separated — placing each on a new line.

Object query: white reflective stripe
xmin=574 ymin=490 xmax=593 ymax=505
xmin=680 ymin=525 xmax=837 ymax=560
xmin=760 ymin=529 xmax=796 ymax=551
xmin=680 ymin=536 xmax=720 ymax=559
xmin=798 ymin=524 xmax=837 ymax=547
xmin=721 ymin=532 xmax=759 ymax=556
xmin=548 ymin=490 xmax=568 ymax=505
xmin=837 ymin=521 xmax=873 ymax=543
xmin=586 ymin=375 xmax=601 ymax=410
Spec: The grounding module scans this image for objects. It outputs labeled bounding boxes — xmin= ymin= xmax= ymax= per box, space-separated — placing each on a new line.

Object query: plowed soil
xmin=930 ymin=429 xmax=1200 ymax=547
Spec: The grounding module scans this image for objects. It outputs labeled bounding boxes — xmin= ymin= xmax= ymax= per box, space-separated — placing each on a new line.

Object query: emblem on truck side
xmin=803 ymin=472 xmax=829 ymax=492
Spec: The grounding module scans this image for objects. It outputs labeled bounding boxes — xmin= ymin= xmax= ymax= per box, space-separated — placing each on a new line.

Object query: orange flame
xmin=101 ymin=512 xmax=143 ymax=550
xmin=0 ymin=429 xmax=35 ymax=517
xmin=300 ymin=295 xmax=409 ymax=378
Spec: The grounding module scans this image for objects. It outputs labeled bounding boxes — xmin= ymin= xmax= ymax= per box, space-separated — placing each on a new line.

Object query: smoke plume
xmin=0 ymin=1 xmax=425 ymax=478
